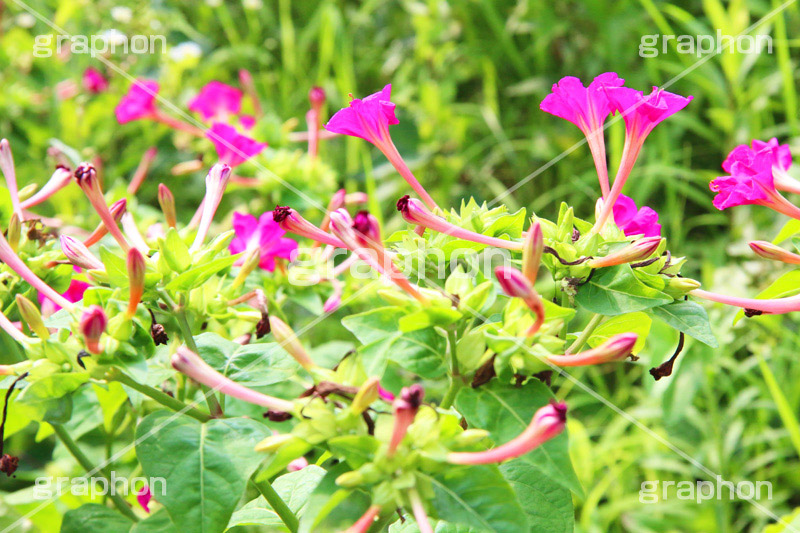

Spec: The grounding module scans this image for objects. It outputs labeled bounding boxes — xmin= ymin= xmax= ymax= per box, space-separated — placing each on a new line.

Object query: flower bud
xmin=522 ymin=221 xmax=543 ymax=284
xmin=254 ymin=433 xmax=297 ymax=452
xmin=75 ymin=162 xmax=131 ymax=252
xmin=547 ymin=333 xmax=638 ymax=367
xmin=447 ymin=402 xmax=567 ymax=464
xmin=319 ymin=189 xmax=347 ymax=233
xmin=158 ymin=183 xmax=177 ymax=228
xmin=344 ymin=192 xmax=369 ymax=205
xmin=664 ymin=277 xmax=701 ymax=298
xmin=309 ymin=86 xmax=326 ymax=109
xmin=0 ymin=139 xmax=22 ymax=219
xmin=587 ymin=236 xmax=661 ymax=268
xmin=351 ymin=376 xmax=380 ymax=415
xmin=494 ymin=266 xmax=545 ymax=335
xmin=232 ymin=247 xmax=261 ymax=289
xmin=21 ymin=166 xmax=73 ymax=209
xmin=273 ymin=206 xmax=347 ymax=248
xmin=190 ymin=163 xmax=231 ymax=252
xmin=288 ymin=457 xmax=309 ymax=472
xmin=7 ymin=213 xmax=21 ymax=252
xmin=335 ymin=470 xmax=365 ymax=488
xmin=0 ymin=365 xmax=14 ymax=376
xmin=749 ymin=241 xmax=800 ymax=265
xmin=15 ymin=294 xmax=49 ymax=340
xmin=352 ymin=210 xmax=382 ymax=248
xmin=80 ymin=305 xmax=108 ymax=354
xmin=268 ymin=316 xmax=316 ymax=370
xmin=61 ymin=235 xmax=104 ymax=270
xmin=453 ymin=428 xmax=490 ymax=446
xmin=126 ymin=248 xmax=146 ymax=318
xmin=388 ymin=384 xmax=424 ymax=455
xmin=344 ymin=506 xmax=382 ymax=533
xmin=323 ymin=278 xmax=342 ymax=314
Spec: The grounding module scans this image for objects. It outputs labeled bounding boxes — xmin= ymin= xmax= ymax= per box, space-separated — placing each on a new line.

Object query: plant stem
xmin=51 ymin=423 xmax=139 ymax=522
xmin=252 ymin=477 xmax=298 ymax=533
xmin=108 ymin=369 xmax=210 ymax=422
xmin=566 ymin=314 xmax=604 ymax=354
xmin=441 ymin=328 xmax=463 ymax=409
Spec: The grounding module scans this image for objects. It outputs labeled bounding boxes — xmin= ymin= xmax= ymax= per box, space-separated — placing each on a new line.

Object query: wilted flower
xmin=495 ymin=266 xmax=545 ymax=335
xmin=229 ymin=211 xmax=298 ymax=271
xmin=20 ymin=166 xmax=73 ymax=210
xmin=273 ymin=206 xmax=347 ymax=248
xmin=74 ymin=163 xmax=131 ymax=251
xmin=61 ymin=235 xmax=104 ymax=270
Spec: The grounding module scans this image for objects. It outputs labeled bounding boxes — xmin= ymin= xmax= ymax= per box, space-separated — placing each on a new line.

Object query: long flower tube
xmin=127 ymin=147 xmax=158 ymax=195
xmin=344 ymin=505 xmax=382 ymax=533
xmin=388 ymin=385 xmax=424 ymax=456
xmin=0 ymin=308 xmax=33 ymax=345
xmin=330 ymin=209 xmax=428 ymax=304
xmin=0 ymin=139 xmax=23 ymax=220
xmin=84 ymin=199 xmax=127 ymax=247
xmin=0 ymin=231 xmax=74 ymax=311
xmin=586 ymin=236 xmax=661 ymax=268
xmin=690 ymin=289 xmax=800 ymax=315
xmin=267 ymin=316 xmax=317 ymax=370
xmin=447 ymin=402 xmax=567 ymax=465
xmin=397 ymin=196 xmax=523 ymax=251
xmin=20 ymin=166 xmax=73 ymax=210
xmin=546 ymin=333 xmax=637 ymax=366
xmin=74 ymin=163 xmax=131 ymax=252
xmin=408 ymin=489 xmax=434 ymax=533
xmin=190 ymin=163 xmax=231 ymax=252
xmin=273 ymin=206 xmax=347 ymax=248
xmin=121 ymin=213 xmax=150 ymax=252
xmin=306 ymin=87 xmax=325 ymax=159
xmin=172 ymin=347 xmax=296 ymax=412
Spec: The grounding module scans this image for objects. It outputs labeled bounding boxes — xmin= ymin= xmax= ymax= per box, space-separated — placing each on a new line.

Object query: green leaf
xmin=135 ymin=412 xmax=272 ymax=533
xmin=61 ymin=504 xmax=133 ymax=533
xmin=298 ymin=463 xmax=371 ymax=533
xmin=455 ymin=380 xmax=582 ymax=496
xmin=161 ymin=228 xmax=192 ymax=272
xmin=772 ymin=218 xmax=800 ymax=244
xmin=575 ymin=265 xmax=672 ymax=316
xmin=164 ymin=254 xmax=239 ymax=291
xmin=423 ymin=464 xmax=527 ymax=533
xmin=650 ymin=301 xmax=719 ymax=347
xmin=587 ymin=312 xmax=651 ymax=354
xmin=194 ymin=333 xmax=301 ymax=387
xmin=130 ymin=509 xmax=178 ymax=533
xmin=499 ymin=459 xmax=573 ymax=533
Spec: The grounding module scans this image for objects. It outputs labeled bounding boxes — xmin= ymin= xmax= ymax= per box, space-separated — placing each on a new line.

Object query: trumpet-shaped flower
xmin=230 ymin=212 xmax=298 ymax=271
xmin=587 ymin=236 xmax=661 ymax=268
xmin=188 ymin=81 xmax=243 ymax=120
xmin=115 ymin=79 xmax=159 ymax=123
xmin=540 ymin=73 xmax=624 ymax=196
xmin=612 ymin=194 xmax=661 ymax=237
xmin=709 ymin=155 xmax=800 ymax=219
xmin=190 ymin=163 xmax=231 ymax=251
xmin=325 ymin=85 xmax=437 ymax=209
xmin=206 ymin=122 xmax=267 ymax=167
xmin=547 ymin=333 xmax=637 ymax=366
xmin=20 ymin=166 xmax=73 ymax=210
xmin=273 ymin=206 xmax=347 ymax=248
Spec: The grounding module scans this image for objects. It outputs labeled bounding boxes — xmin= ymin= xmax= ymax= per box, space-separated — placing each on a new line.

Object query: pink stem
xmin=379 ymin=140 xmax=438 ymax=210
xmin=592 ymin=135 xmax=645 ymax=232
xmin=691 ymin=288 xmax=800 ymax=314
xmin=0 ymin=232 xmax=74 ymax=311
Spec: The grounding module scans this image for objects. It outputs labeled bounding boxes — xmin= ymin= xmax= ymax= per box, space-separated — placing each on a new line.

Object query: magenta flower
xmin=115 ymin=79 xmax=159 ymax=124
xmin=325 ymin=85 xmax=437 ymax=209
xmin=239 ymin=115 xmax=256 ymax=130
xmin=188 ymin=81 xmax=243 ymax=121
xmin=723 ymin=138 xmax=792 ymax=174
xmin=594 ymin=86 xmax=693 ymax=231
xmin=82 ymin=67 xmax=108 ymax=94
xmin=709 ymin=156 xmax=800 ymax=219
xmin=38 ymin=276 xmax=89 ymax=316
xmin=206 ymin=122 xmax=267 ymax=167
xmin=229 ymin=211 xmax=298 ymax=271
xmin=136 ymin=486 xmax=152 ymax=514
xmin=612 ymin=194 xmax=661 ymax=237
xmin=540 ymin=73 xmax=624 ymax=196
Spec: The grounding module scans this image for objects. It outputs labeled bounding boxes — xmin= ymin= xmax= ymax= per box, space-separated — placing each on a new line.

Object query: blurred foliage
xmin=1 ymin=0 xmax=800 ymax=531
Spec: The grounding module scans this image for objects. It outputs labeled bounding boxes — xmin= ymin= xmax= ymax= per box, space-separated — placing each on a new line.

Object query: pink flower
xmin=82 ymin=67 xmax=108 ymax=94
xmin=287 ymin=457 xmax=309 ymax=472
xmin=206 ymin=122 xmax=267 ymax=167
xmin=709 ymin=170 xmax=773 ymax=210
xmin=137 ymin=486 xmax=152 ymax=514
xmin=325 ymin=84 xmax=398 ymax=143
xmin=612 ymin=194 xmax=661 ymax=237
xmin=229 ymin=211 xmax=298 ymax=271
xmin=239 ymin=115 xmax=256 ymax=130
xmin=38 ymin=275 xmax=89 ymax=315
xmin=541 ymin=73 xmax=624 ymax=197
xmin=188 ymin=81 xmax=243 ymax=121
xmin=722 ymin=138 xmax=791 ymax=174
xmin=325 ymin=85 xmax=437 ymax=209
xmin=115 ymin=79 xmax=159 ymax=124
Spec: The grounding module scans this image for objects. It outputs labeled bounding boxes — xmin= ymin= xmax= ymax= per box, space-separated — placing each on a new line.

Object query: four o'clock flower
xmin=82 ymin=67 xmax=108 ymax=94
xmin=188 ymin=81 xmax=242 ymax=121
xmin=587 ymin=236 xmax=661 ymax=268
xmin=273 ymin=206 xmax=347 ymax=248
xmin=84 ymin=199 xmax=127 ymax=247
xmin=397 ymin=196 xmax=523 ymax=251
xmin=323 ymin=278 xmax=343 ymax=313
xmin=0 ymin=139 xmax=23 ymax=220
xmin=38 ymin=270 xmax=89 ymax=316
xmin=447 ymin=402 xmax=567 ymax=465
xmin=74 ymin=163 xmax=131 ymax=252
xmin=61 ymin=235 xmax=104 ymax=270
xmin=388 ymin=384 xmax=424 ymax=455
xmin=136 ymin=486 xmax=152 ymax=514
xmin=522 ymin=220 xmax=543 ymax=284
xmin=80 ymin=305 xmax=108 ymax=354
xmin=547 ymin=333 xmax=638 ymax=366
xmin=115 ymin=79 xmax=159 ymax=124
xmin=229 ymin=211 xmax=298 ymax=271
xmin=749 ymin=240 xmax=800 ymax=265
xmin=325 ymin=85 xmax=438 ymax=210
xmin=206 ymin=122 xmax=267 ymax=167
xmin=594 ymin=86 xmax=693 ymax=232
xmin=126 ymin=248 xmax=146 ymax=318
xmin=171 ymin=347 xmax=296 ymax=412
xmin=709 ymin=159 xmax=800 ymax=219
xmin=612 ymin=194 xmax=661 ymax=237
xmin=540 ymin=73 xmax=625 ymax=196
xmin=722 ymin=138 xmax=800 ymax=194
xmin=20 ymin=166 xmax=73 ymax=210
xmin=158 ymin=184 xmax=177 ymax=228
xmin=495 ymin=266 xmax=545 ymax=335
xmin=190 ymin=163 xmax=231 ymax=251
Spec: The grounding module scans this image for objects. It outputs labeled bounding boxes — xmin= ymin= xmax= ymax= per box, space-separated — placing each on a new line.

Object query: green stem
xmin=108 ymin=369 xmax=210 ymax=422
xmin=567 ymin=314 xmax=604 ymax=354
xmin=252 ymin=477 xmax=298 ymax=533
xmin=51 ymin=423 xmax=140 ymax=522
xmin=441 ymin=328 xmax=463 ymax=409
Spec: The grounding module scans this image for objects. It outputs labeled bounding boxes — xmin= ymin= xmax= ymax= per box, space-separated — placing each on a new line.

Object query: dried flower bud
xmin=388 ymin=384 xmax=424 ymax=455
